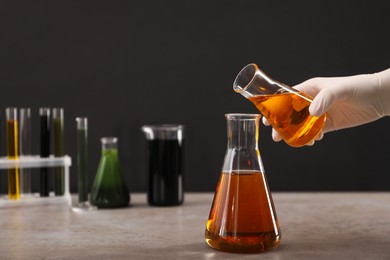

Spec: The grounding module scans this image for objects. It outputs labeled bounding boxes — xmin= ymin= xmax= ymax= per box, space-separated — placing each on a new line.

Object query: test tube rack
xmin=0 ymin=155 xmax=71 ymax=208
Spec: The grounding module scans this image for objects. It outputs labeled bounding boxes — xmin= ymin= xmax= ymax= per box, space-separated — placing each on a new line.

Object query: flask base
xmin=90 ymin=199 xmax=130 ymax=209
xmin=205 ymin=230 xmax=281 ymax=253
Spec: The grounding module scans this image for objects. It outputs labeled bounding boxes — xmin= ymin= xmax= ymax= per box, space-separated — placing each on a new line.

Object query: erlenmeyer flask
xmin=205 ymin=114 xmax=281 ymax=253
xmin=233 ymin=63 xmax=326 ymax=147
xmin=90 ymin=137 xmax=130 ymax=208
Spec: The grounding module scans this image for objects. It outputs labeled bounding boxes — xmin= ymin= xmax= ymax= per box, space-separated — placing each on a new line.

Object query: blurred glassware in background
xmin=72 ymin=117 xmax=96 ymax=212
xmin=53 ymin=108 xmax=65 ymax=196
xmin=141 ymin=124 xmax=184 ymax=206
xmin=19 ymin=108 xmax=32 ymax=197
xmin=90 ymin=137 xmax=130 ymax=208
xmin=39 ymin=108 xmax=51 ymax=197
xmin=6 ymin=107 xmax=20 ymax=200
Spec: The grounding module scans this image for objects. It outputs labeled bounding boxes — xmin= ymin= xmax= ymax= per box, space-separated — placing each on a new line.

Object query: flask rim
xmin=225 ymin=113 xmax=261 ymax=120
xmin=141 ymin=124 xmax=185 ymax=140
xmin=141 ymin=124 xmax=184 ymax=131
xmin=101 ymin=137 xmax=118 ymax=144
xmin=233 ymin=63 xmax=258 ymax=93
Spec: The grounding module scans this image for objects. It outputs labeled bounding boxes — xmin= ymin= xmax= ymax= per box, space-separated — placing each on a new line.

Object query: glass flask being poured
xmin=90 ymin=137 xmax=130 ymax=208
xmin=233 ymin=63 xmax=326 ymax=147
xmin=205 ymin=114 xmax=281 ymax=253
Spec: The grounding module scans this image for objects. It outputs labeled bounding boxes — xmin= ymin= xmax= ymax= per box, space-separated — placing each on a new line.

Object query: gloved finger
xmin=272 ymin=129 xmax=283 ymax=142
xmin=292 ymin=78 xmax=321 ymax=98
xmin=309 ymin=88 xmax=337 ymax=117
xmin=262 ymin=116 xmax=270 ymax=126
xmin=304 ymin=131 xmax=323 ymax=146
xmin=314 ymin=131 xmax=324 ymax=141
xmin=305 ymin=140 xmax=315 ymax=146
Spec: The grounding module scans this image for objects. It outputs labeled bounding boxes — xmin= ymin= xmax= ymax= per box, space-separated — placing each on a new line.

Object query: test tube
xmin=40 ymin=108 xmax=50 ymax=197
xmin=19 ymin=108 xmax=32 ymax=195
xmin=76 ymin=117 xmax=88 ymax=204
xmin=72 ymin=117 xmax=96 ymax=212
xmin=6 ymin=107 xmax=20 ymax=200
xmin=53 ymin=108 xmax=65 ymax=196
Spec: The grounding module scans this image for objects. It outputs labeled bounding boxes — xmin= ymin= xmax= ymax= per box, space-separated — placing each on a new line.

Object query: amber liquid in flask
xmin=206 ymin=171 xmax=280 ymax=253
xmin=233 ymin=63 xmax=326 ymax=147
xmin=205 ymin=114 xmax=281 ymax=253
xmin=249 ymin=92 xmax=326 ymax=147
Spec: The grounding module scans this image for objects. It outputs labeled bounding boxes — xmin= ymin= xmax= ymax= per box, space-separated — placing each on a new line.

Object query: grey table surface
xmin=0 ymin=192 xmax=389 ymax=260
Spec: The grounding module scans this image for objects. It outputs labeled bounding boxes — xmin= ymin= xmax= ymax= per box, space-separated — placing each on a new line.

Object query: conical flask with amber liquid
xmin=233 ymin=63 xmax=326 ymax=147
xmin=205 ymin=114 xmax=281 ymax=253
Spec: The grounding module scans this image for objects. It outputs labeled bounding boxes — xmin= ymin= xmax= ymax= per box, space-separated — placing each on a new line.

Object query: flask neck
xmin=226 ymin=114 xmax=259 ymax=150
xmin=233 ymin=63 xmax=293 ymax=99
xmin=223 ymin=114 xmax=263 ymax=173
xmin=101 ymin=137 xmax=118 ymax=151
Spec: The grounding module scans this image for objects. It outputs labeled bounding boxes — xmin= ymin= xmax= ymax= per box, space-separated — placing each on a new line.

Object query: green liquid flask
xmin=90 ymin=137 xmax=130 ymax=208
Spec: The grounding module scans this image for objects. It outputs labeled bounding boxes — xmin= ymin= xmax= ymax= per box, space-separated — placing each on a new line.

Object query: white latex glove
xmin=263 ymin=68 xmax=390 ymax=145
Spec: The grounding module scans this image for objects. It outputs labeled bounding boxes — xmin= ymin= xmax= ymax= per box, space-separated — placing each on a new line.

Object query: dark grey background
xmin=1 ymin=0 xmax=389 ymax=194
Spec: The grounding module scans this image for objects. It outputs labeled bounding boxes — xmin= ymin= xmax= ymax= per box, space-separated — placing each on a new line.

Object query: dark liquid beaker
xmin=142 ymin=125 xmax=184 ymax=206
xmin=90 ymin=137 xmax=130 ymax=208
xmin=205 ymin=114 xmax=281 ymax=253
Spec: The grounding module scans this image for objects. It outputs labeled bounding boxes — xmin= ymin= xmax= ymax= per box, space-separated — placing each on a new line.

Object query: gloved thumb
xmin=309 ymin=88 xmax=337 ymax=117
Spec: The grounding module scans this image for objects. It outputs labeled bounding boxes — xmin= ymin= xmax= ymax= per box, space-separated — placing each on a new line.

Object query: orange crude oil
xmin=205 ymin=171 xmax=281 ymax=253
xmin=249 ymin=92 xmax=326 ymax=147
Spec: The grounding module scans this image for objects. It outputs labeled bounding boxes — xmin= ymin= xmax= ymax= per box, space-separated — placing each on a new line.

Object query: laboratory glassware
xmin=90 ymin=137 xmax=130 ymax=208
xmin=141 ymin=124 xmax=184 ymax=206
xmin=233 ymin=63 xmax=326 ymax=147
xmin=205 ymin=113 xmax=281 ymax=253
xmin=53 ymin=108 xmax=65 ymax=196
xmin=40 ymin=108 xmax=50 ymax=197
xmin=6 ymin=107 xmax=20 ymax=200
xmin=19 ymin=108 xmax=32 ymax=196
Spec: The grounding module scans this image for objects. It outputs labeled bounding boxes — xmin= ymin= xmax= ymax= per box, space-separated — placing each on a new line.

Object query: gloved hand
xmin=263 ymin=68 xmax=390 ymax=145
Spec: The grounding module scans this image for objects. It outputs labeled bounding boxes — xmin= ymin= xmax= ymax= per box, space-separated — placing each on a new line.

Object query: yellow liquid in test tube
xmin=7 ymin=119 xmax=20 ymax=200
